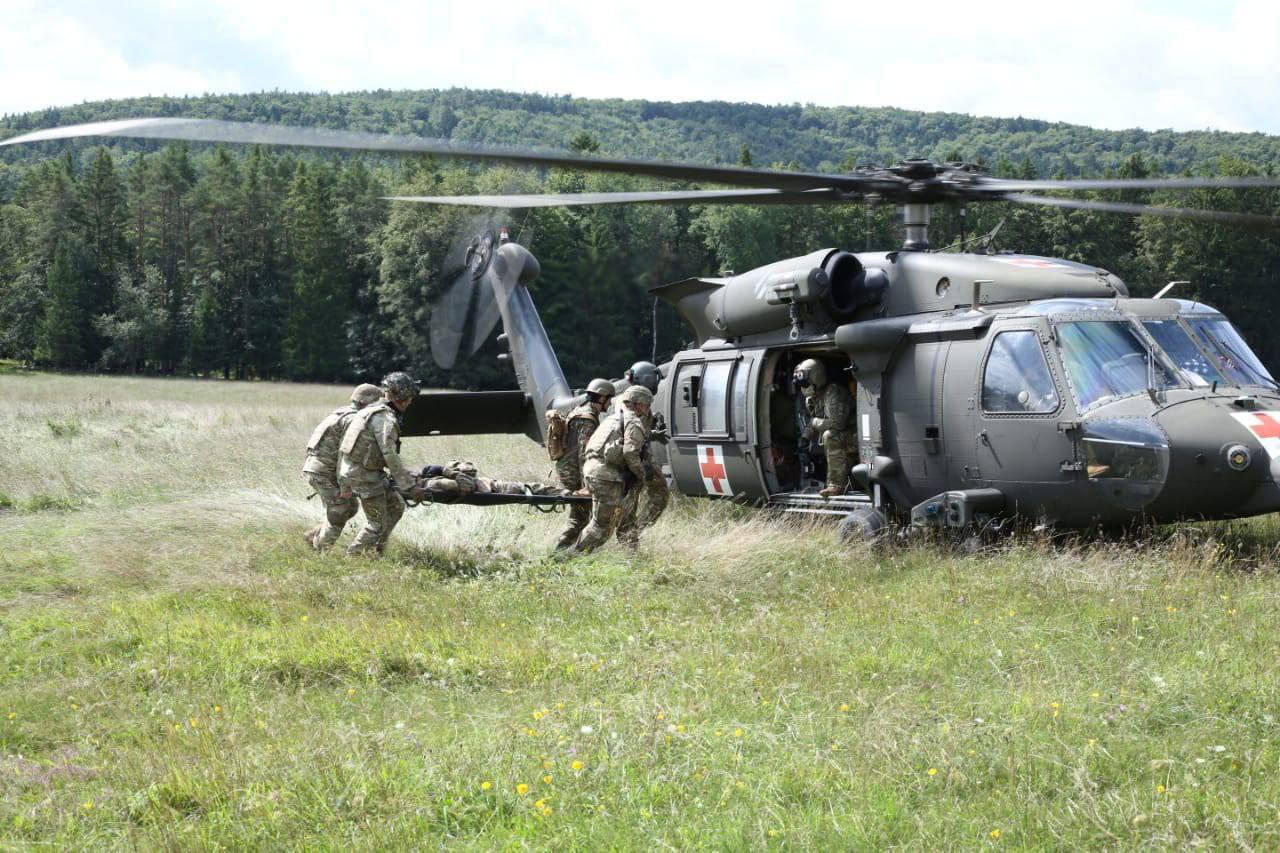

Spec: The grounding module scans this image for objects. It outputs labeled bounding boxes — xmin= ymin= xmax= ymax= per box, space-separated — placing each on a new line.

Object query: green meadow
xmin=3 ymin=368 xmax=1280 ymax=848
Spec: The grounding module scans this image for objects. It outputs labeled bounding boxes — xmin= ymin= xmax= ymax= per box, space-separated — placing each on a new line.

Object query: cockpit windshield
xmin=1185 ymin=317 xmax=1277 ymax=389
xmin=1142 ymin=319 xmax=1223 ymax=387
xmin=1056 ymin=321 xmax=1177 ymax=411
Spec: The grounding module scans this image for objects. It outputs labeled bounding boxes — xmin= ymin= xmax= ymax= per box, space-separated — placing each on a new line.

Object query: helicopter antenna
xmin=976 ymin=218 xmax=1006 ymax=254
xmin=651 ymin=296 xmax=659 ymax=363
xmin=935 ymin=216 xmax=1008 ymax=254
xmin=1154 ymin=280 xmax=1190 ymax=299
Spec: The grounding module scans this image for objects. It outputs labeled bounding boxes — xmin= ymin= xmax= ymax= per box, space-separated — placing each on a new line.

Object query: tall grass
xmin=2 ymin=371 xmax=1280 ymax=847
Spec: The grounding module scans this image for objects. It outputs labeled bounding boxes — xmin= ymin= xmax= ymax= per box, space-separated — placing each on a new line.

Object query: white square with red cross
xmin=696 ymin=444 xmax=733 ymax=496
xmin=1231 ymin=411 xmax=1280 ymax=459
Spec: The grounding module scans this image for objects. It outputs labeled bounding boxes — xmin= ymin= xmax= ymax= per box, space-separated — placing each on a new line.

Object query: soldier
xmin=338 ymin=371 xmax=420 ymax=556
xmin=623 ymin=361 xmax=661 ymax=395
xmin=553 ymin=378 xmax=615 ymax=550
xmin=614 ymin=362 xmax=669 ymax=547
xmin=302 ymin=383 xmax=385 ymax=550
xmin=575 ymin=385 xmax=652 ymax=554
xmin=408 ymin=460 xmax=569 ymax=501
xmin=794 ymin=358 xmax=856 ymax=498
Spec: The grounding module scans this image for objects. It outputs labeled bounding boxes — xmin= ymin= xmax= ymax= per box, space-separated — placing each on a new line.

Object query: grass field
xmin=4 ymin=368 xmax=1280 ymax=848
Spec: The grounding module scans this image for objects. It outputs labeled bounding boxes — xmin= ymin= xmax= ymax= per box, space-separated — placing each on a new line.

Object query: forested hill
xmin=5 ymin=88 xmax=1280 ymax=177
xmin=0 ymin=89 xmax=1277 ymax=388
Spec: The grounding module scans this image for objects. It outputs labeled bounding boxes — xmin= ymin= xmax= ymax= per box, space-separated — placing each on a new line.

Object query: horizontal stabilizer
xmin=401 ymin=391 xmax=538 ymax=442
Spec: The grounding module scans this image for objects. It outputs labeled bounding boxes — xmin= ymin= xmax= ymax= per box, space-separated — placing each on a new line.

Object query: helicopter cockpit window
xmin=982 ymin=331 xmax=1059 ymax=414
xmin=1185 ymin=317 xmax=1277 ymax=389
xmin=1056 ymin=321 xmax=1177 ymax=411
xmin=1141 ymin=319 xmax=1223 ymax=386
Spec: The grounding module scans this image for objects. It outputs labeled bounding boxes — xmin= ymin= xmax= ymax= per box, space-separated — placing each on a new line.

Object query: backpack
xmin=546 ymin=409 xmax=569 ymax=461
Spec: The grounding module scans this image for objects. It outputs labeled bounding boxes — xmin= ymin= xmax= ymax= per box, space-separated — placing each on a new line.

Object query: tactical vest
xmin=584 ymin=409 xmax=629 ymax=469
xmin=307 ymin=405 xmax=357 ymax=453
xmin=338 ymin=401 xmax=399 ymax=473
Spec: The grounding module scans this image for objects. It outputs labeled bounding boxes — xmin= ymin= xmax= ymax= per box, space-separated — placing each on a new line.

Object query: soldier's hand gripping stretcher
xmin=398 ymin=461 xmax=591 ymax=508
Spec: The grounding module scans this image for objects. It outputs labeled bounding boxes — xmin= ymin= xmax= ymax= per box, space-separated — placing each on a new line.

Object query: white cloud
xmin=0 ymin=0 xmax=244 ymax=115
xmin=2 ymin=0 xmax=1277 ymax=134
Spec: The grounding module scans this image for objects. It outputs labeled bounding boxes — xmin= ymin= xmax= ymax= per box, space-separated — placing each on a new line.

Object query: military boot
xmin=303 ymin=524 xmax=322 ymax=548
xmin=819 ymin=448 xmax=849 ymax=494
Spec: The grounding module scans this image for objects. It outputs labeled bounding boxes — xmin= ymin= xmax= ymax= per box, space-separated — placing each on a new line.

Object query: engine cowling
xmin=655 ymin=249 xmax=887 ymax=344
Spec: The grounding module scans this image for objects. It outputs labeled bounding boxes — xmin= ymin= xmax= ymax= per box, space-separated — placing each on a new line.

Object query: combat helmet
xmin=381 ymin=371 xmax=420 ymax=402
xmin=793 ymin=358 xmax=827 ymax=391
xmin=586 ymin=378 xmax=616 ymax=400
xmin=350 ymin=383 xmax=384 ymax=407
xmin=620 ymin=385 xmax=653 ymax=407
xmin=625 ymin=361 xmax=661 ymax=394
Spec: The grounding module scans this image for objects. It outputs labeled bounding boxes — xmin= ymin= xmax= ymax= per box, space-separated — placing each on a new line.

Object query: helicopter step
xmin=767 ymin=489 xmax=874 ymax=517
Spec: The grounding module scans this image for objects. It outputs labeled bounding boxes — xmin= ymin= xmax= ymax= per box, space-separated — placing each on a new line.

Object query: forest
xmin=0 ymin=88 xmax=1277 ymax=388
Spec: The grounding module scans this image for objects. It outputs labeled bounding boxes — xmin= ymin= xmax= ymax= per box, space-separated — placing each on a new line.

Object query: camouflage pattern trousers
xmin=573 ymin=476 xmax=626 ymax=554
xmin=306 ymin=473 xmax=357 ymax=550
xmin=616 ymin=466 xmax=669 ymax=546
xmin=822 ymin=430 xmax=856 ymax=490
xmin=554 ymin=465 xmax=588 ymax=550
xmin=346 ymin=478 xmax=406 ymax=556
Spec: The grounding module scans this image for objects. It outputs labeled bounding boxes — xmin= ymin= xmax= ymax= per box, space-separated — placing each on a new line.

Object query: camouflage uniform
xmin=554 ymin=403 xmax=604 ymax=549
xmin=302 ymin=384 xmax=382 ymax=550
xmin=338 ymin=401 xmax=415 ymax=556
xmin=576 ymin=405 xmax=649 ymax=554
xmin=615 ymin=409 xmax=669 ymax=547
xmin=807 ymin=380 xmax=856 ymax=494
xmin=416 ymin=461 xmax=566 ymax=500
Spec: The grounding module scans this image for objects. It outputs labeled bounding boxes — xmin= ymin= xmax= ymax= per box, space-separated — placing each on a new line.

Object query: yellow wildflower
xmin=1156 ymin=784 xmax=1165 ymax=793
xmin=571 ymin=760 xmax=584 ymax=771
xmin=543 ymin=774 xmax=553 ymax=784
xmin=534 ymin=799 xmax=546 ymax=809
xmin=989 ymin=828 xmax=1001 ymax=839
xmin=734 ymin=728 xmax=744 ymax=738
xmin=481 ymin=781 xmax=492 ymax=791
xmin=839 ymin=704 xmax=850 ymax=712
xmin=516 ymin=783 xmax=529 ymax=795
xmin=927 ymin=767 xmax=938 ymax=776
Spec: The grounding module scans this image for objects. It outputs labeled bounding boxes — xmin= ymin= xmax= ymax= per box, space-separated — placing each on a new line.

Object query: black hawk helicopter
xmin=7 ymin=118 xmax=1280 ymax=536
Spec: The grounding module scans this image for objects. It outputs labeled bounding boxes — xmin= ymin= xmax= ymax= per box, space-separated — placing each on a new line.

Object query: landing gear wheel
xmin=838 ymin=507 xmax=886 ymax=544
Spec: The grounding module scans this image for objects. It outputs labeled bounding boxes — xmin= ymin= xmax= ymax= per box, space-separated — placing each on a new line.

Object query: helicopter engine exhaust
xmin=657 ymin=249 xmax=890 ymax=345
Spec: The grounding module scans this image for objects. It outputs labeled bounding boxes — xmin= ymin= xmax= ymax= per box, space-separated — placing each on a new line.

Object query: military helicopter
xmin=7 ymin=117 xmax=1280 ymax=537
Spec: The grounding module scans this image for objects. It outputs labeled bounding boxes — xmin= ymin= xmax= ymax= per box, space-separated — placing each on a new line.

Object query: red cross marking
xmin=1249 ymin=413 xmax=1280 ymax=440
xmin=700 ymin=446 xmax=727 ymax=493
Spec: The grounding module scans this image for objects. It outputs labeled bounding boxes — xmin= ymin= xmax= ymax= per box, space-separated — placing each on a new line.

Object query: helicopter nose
xmin=1148 ymin=402 xmax=1277 ymax=518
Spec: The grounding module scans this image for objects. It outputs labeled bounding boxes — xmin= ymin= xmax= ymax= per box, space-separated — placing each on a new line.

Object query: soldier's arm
xmin=572 ymin=418 xmax=594 ymax=466
xmin=621 ymin=420 xmax=648 ymax=480
xmin=374 ymin=412 xmax=415 ymax=489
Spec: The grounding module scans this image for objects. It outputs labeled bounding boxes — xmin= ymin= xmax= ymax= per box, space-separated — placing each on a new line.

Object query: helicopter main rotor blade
xmin=384 ymin=188 xmax=846 ymax=208
xmin=1005 ymin=193 xmax=1280 ymax=229
xmin=1 ymin=118 xmax=874 ymax=192
xmin=975 ymin=175 xmax=1280 ymax=192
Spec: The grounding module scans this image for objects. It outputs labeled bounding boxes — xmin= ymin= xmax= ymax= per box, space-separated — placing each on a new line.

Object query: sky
xmin=2 ymin=0 xmax=1277 ymax=135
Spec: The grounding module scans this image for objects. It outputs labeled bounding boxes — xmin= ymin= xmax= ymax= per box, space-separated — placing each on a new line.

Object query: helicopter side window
xmin=981 ymin=330 xmax=1059 ymax=414
xmin=699 ymin=361 xmax=734 ymax=435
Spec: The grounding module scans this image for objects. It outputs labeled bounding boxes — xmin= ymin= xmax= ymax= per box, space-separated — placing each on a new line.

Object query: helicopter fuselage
xmin=649 ymin=248 xmax=1280 ymax=529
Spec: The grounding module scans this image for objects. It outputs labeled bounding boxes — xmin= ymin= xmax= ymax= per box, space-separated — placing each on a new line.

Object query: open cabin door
xmin=665 ymin=349 xmax=767 ymax=501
